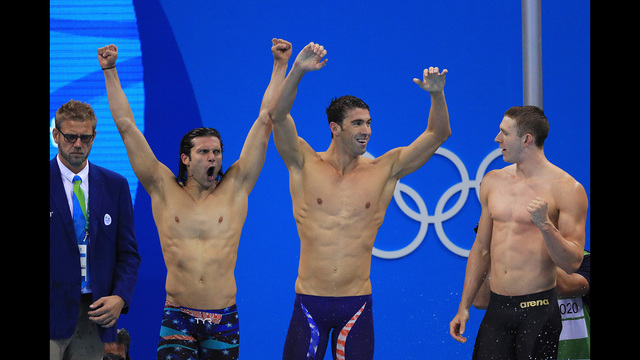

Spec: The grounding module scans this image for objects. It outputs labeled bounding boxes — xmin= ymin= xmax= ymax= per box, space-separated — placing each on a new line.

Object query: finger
xmin=89 ymin=298 xmax=105 ymax=309
xmin=317 ymin=58 xmax=328 ymax=69
xmin=88 ymin=306 xmax=106 ymax=317
xmin=412 ymin=78 xmax=422 ymax=85
xmin=102 ymin=318 xmax=117 ymax=328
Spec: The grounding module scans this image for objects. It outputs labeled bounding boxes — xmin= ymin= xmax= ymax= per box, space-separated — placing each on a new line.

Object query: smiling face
xmin=494 ymin=116 xmax=525 ymax=163
xmin=181 ymin=136 xmax=223 ymax=189
xmin=331 ymin=107 xmax=372 ymax=156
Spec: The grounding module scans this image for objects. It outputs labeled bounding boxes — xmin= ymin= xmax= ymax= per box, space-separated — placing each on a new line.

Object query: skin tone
xmin=449 ymin=115 xmax=588 ymax=343
xmin=52 ymin=119 xmax=126 ymax=328
xmin=472 ymin=265 xmax=590 ymax=310
xmin=268 ymin=42 xmax=450 ymax=297
xmin=98 ymin=39 xmax=291 ymax=309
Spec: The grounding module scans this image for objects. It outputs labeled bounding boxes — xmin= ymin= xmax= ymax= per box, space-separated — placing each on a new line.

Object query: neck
xmin=324 ymin=141 xmax=362 ymax=174
xmin=182 ymin=177 xmax=217 ymax=201
xmin=515 ymin=148 xmax=548 ymax=178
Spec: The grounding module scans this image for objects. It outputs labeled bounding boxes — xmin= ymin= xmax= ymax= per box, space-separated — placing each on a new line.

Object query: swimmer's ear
xmin=330 ymin=122 xmax=341 ymax=136
xmin=180 ymin=153 xmax=190 ymax=166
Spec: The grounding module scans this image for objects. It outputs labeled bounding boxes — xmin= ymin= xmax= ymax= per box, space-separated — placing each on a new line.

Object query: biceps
xmin=557 ymin=209 xmax=586 ymax=248
xmin=273 ymin=115 xmax=304 ymax=169
xmin=391 ymin=132 xmax=444 ymax=179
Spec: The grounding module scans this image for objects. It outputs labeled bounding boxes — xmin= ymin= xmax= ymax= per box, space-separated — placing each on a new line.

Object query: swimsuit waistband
xmin=489 ymin=288 xmax=558 ymax=310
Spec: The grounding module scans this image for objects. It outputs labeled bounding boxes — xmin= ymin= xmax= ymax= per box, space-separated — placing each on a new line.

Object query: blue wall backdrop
xmin=50 ymin=1 xmax=590 ymax=358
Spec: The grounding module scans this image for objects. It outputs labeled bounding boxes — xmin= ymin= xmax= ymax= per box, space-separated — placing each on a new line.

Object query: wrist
xmin=102 ymin=65 xmax=116 ymax=71
xmin=535 ymin=219 xmax=555 ymax=232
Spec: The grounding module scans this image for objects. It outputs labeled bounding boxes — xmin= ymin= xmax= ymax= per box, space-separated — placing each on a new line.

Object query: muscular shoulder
xmin=548 ymin=167 xmax=588 ymax=208
xmin=481 ymin=165 xmax=514 ymax=187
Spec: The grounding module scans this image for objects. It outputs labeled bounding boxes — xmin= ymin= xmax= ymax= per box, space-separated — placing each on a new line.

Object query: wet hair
xmin=177 ymin=127 xmax=224 ymax=184
xmin=504 ymin=105 xmax=549 ymax=148
xmin=325 ymin=95 xmax=369 ymax=138
xmin=55 ymin=99 xmax=98 ymax=130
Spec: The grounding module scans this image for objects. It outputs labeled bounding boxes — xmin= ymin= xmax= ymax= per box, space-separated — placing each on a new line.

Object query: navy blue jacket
xmin=50 ymin=158 xmax=141 ymax=342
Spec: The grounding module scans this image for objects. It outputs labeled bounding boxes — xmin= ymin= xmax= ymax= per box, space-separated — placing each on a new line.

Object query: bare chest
xmin=488 ymin=178 xmax=558 ymax=226
xmin=297 ymin=163 xmax=393 ymax=218
xmin=153 ymin=188 xmax=246 ymax=241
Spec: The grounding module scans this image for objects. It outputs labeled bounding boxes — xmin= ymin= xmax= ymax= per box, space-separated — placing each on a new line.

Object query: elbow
xmin=442 ymin=127 xmax=452 ymax=141
xmin=266 ymin=107 xmax=283 ymax=125
xmin=561 ymin=258 xmax=582 ymax=275
xmin=435 ymin=127 xmax=451 ymax=144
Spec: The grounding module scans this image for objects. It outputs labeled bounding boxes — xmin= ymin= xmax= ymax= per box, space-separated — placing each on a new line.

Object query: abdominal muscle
xmin=162 ymin=236 xmax=239 ymax=310
xmin=294 ymin=217 xmax=378 ymax=297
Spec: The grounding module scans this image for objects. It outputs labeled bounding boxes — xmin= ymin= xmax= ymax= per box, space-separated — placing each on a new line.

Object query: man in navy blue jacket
xmin=50 ymin=99 xmax=141 ymax=359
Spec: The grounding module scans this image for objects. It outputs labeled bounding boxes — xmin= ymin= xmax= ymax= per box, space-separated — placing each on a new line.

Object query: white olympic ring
xmin=367 ymin=147 xmax=503 ymax=259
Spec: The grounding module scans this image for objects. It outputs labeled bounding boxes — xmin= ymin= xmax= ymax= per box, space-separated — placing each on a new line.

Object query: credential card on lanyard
xmin=78 ymin=244 xmax=88 ymax=281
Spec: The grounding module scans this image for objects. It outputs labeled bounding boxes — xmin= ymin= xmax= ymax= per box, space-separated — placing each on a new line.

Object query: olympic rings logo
xmin=366 ymin=147 xmax=503 ymax=259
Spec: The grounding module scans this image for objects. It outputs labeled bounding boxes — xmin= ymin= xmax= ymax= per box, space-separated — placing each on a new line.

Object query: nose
xmin=494 ymin=132 xmax=502 ymax=143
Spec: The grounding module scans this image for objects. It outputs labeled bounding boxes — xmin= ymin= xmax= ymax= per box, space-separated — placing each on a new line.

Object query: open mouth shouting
xmin=206 ymin=165 xmax=216 ymax=181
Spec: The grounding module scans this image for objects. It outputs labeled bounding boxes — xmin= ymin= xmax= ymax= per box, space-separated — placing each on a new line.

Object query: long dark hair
xmin=176 ymin=127 xmax=224 ymax=184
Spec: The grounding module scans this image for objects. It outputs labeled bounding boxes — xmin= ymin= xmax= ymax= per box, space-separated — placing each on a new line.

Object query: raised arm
xmin=99 ymin=44 xmax=171 ymax=194
xmin=268 ymin=42 xmax=328 ymax=169
xmin=232 ymin=38 xmax=293 ymax=193
xmin=390 ymin=67 xmax=451 ymax=179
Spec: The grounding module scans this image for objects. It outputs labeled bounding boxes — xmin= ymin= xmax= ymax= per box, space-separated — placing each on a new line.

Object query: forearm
xmin=538 ymin=223 xmax=583 ymax=274
xmin=103 ymin=68 xmax=137 ymax=133
xmin=458 ymin=241 xmax=490 ymax=312
xmin=268 ymin=65 xmax=306 ymax=123
xmin=260 ymin=60 xmax=289 ymax=113
xmin=426 ymin=90 xmax=451 ymax=141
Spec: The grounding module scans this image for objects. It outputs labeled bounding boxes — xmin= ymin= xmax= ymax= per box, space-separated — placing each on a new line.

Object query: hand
xmin=98 ymin=44 xmax=118 ymax=69
xmin=449 ymin=310 xmax=469 ymax=343
xmin=88 ymin=295 xmax=125 ymax=328
xmin=527 ymin=196 xmax=550 ymax=228
xmin=413 ymin=67 xmax=447 ymax=93
xmin=293 ymin=42 xmax=328 ymax=72
xmin=272 ymin=38 xmax=292 ymax=63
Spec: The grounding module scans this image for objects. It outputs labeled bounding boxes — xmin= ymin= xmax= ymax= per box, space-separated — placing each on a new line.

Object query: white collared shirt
xmin=56 ymin=155 xmax=89 ymax=218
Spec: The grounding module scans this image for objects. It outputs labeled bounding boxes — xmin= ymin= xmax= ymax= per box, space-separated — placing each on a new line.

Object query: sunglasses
xmin=57 ymin=129 xmax=95 ymax=144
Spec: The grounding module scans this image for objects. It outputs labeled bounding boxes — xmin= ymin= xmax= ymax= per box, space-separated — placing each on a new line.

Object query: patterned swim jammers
xmin=157 ymin=301 xmax=240 ymax=360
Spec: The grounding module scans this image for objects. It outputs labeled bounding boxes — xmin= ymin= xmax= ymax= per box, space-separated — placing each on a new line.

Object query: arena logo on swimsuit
xmin=519 ymin=299 xmax=550 ymax=309
xmin=367 ymin=147 xmax=503 ymax=260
